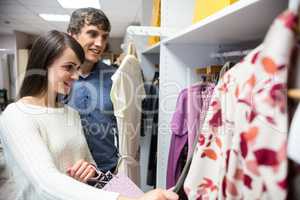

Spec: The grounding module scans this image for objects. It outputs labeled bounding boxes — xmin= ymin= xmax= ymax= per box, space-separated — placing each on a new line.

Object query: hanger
xmin=114 ymin=53 xmax=126 ymax=67
xmin=219 ymin=61 xmax=235 ymax=79
xmin=211 ymin=49 xmax=251 ymax=60
xmin=127 ymin=41 xmax=138 ymax=58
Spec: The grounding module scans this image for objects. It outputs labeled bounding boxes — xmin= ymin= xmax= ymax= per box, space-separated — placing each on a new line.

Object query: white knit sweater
xmin=0 ymin=101 xmax=119 ymax=200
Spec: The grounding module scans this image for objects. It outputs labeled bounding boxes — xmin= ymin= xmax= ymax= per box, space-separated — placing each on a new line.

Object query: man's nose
xmin=94 ymin=36 xmax=103 ymax=47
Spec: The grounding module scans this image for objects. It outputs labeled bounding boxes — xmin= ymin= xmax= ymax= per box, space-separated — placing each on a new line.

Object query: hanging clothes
xmin=110 ymin=54 xmax=146 ymax=186
xmin=146 ymin=72 xmax=160 ymax=186
xmin=139 ymin=69 xmax=147 ymax=137
xmin=187 ymin=83 xmax=215 ymax=157
xmin=167 ymin=83 xmax=215 ymax=189
xmin=167 ymin=88 xmax=188 ymax=189
xmin=184 ymin=10 xmax=294 ymax=199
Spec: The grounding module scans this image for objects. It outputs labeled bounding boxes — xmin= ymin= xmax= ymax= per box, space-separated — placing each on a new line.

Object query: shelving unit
xmin=163 ymin=0 xmax=286 ymax=45
xmin=155 ymin=0 xmax=288 ymax=188
xmin=142 ymin=42 xmax=160 ymax=54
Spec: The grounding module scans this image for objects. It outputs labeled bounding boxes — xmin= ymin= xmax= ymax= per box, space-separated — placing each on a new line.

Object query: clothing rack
xmin=211 ymin=49 xmax=251 ymax=59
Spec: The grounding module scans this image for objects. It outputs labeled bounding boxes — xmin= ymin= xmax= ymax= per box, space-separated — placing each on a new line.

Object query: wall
xmin=0 ymin=34 xmax=16 ymax=51
xmin=108 ymin=37 xmax=123 ymax=54
xmin=14 ymin=31 xmax=37 ymax=96
xmin=142 ymin=0 xmax=153 ymax=26
xmin=15 ymin=31 xmax=36 ymax=49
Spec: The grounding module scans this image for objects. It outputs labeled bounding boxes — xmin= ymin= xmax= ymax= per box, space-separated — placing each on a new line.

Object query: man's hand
xmin=67 ymin=159 xmax=96 ymax=183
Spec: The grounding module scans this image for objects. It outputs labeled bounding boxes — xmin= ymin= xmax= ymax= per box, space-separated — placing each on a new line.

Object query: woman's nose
xmin=71 ymin=71 xmax=79 ymax=80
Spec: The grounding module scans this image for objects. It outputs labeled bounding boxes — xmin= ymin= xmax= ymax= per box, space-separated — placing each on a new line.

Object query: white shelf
xmin=142 ymin=42 xmax=160 ymax=54
xmin=163 ymin=0 xmax=287 ymax=45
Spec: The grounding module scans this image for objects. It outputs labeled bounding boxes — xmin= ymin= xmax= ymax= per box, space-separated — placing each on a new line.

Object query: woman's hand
xmin=118 ymin=189 xmax=178 ymax=200
xmin=67 ymin=159 xmax=96 ymax=183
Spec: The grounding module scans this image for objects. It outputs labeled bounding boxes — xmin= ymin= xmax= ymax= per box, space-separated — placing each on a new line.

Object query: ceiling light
xmin=39 ymin=14 xmax=70 ymax=22
xmin=56 ymin=0 xmax=101 ymax=9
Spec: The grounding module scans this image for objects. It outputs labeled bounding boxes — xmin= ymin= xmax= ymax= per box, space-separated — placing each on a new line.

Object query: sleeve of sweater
xmin=85 ymin=142 xmax=97 ymax=167
xmin=0 ymin=105 xmax=120 ymax=200
xmin=80 ymin=122 xmax=97 ymax=167
xmin=70 ymin=107 xmax=97 ymax=167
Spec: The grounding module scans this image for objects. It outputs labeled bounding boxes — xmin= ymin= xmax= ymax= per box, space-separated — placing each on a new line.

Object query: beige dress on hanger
xmin=110 ymin=54 xmax=146 ymax=186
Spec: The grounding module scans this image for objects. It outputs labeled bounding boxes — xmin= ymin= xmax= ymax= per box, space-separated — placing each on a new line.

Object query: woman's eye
xmin=63 ymin=65 xmax=73 ymax=71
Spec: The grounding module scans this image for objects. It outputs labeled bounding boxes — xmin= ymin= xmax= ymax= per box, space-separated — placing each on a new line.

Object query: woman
xmin=0 ymin=30 xmax=178 ymax=200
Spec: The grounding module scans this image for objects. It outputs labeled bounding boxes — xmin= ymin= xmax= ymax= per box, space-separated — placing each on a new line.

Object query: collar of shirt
xmin=79 ymin=61 xmax=104 ymax=79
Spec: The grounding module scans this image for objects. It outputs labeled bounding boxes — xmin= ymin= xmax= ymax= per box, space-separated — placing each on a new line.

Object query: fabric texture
xmin=167 ymin=83 xmax=215 ymax=189
xmin=187 ymin=83 xmax=215 ymax=157
xmin=103 ymin=172 xmax=144 ymax=198
xmin=167 ymin=89 xmax=188 ymax=189
xmin=0 ymin=138 xmax=16 ymax=200
xmin=184 ymin=10 xmax=293 ymax=199
xmin=110 ymin=54 xmax=146 ymax=186
xmin=68 ymin=61 xmax=118 ymax=172
xmin=0 ymin=102 xmax=119 ymax=200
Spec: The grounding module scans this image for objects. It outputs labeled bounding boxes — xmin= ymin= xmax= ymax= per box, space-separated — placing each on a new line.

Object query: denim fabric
xmin=68 ymin=61 xmax=118 ymax=172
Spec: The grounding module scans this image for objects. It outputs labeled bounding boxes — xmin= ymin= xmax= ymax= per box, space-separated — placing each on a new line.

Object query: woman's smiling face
xmin=47 ymin=47 xmax=81 ymax=95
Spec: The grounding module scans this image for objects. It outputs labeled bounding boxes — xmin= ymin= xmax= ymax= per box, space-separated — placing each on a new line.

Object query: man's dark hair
xmin=67 ymin=7 xmax=111 ymax=35
xmin=19 ymin=30 xmax=85 ymax=98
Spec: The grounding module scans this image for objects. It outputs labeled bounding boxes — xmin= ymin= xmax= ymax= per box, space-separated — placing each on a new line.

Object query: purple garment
xmin=167 ymin=89 xmax=188 ymax=189
xmin=166 ymin=83 xmax=215 ymax=189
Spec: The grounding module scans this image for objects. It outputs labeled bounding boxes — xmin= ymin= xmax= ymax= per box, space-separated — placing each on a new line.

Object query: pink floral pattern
xmin=184 ymin=11 xmax=296 ymax=199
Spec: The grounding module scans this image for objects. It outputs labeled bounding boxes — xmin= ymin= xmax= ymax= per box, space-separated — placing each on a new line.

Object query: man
xmin=67 ymin=8 xmax=118 ymax=172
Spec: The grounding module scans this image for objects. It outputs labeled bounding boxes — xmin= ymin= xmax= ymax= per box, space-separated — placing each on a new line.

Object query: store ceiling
xmin=0 ymin=0 xmax=142 ymax=38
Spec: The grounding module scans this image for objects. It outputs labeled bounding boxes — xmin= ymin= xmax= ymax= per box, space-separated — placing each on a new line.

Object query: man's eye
xmin=102 ymin=35 xmax=108 ymax=41
xmin=89 ymin=32 xmax=98 ymax=38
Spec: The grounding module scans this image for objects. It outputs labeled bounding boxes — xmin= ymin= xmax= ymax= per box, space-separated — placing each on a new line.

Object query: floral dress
xmin=184 ymin=11 xmax=296 ymax=200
